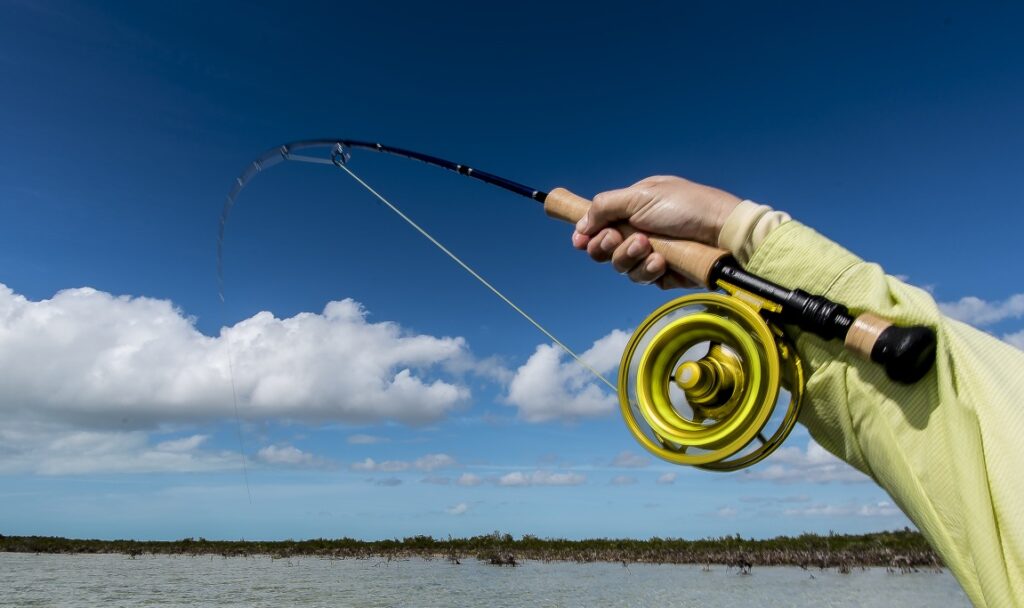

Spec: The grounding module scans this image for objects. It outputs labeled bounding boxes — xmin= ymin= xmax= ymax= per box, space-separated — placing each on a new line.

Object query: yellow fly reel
xmin=618 ymin=291 xmax=804 ymax=471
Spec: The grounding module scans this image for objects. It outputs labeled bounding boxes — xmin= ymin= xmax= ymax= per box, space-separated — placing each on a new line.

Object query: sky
xmin=1 ymin=0 xmax=1022 ymax=542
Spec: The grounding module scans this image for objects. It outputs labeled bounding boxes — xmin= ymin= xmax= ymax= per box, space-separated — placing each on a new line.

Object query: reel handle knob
xmin=544 ymin=187 xmax=731 ymax=287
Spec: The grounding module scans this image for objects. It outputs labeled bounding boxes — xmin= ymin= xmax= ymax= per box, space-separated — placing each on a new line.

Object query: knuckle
xmin=591 ymin=193 xmax=613 ymax=215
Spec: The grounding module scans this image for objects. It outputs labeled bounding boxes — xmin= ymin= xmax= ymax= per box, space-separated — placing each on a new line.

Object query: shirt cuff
xmin=717 ymin=200 xmax=792 ymax=264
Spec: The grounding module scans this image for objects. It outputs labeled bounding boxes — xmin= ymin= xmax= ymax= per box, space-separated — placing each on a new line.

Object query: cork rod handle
xmin=544 ymin=187 xmax=730 ymax=287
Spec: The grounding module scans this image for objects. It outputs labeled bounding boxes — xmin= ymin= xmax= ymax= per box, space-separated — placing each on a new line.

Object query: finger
xmin=576 ymin=185 xmax=648 ymax=236
xmin=627 ymin=252 xmax=669 ymax=285
xmin=658 ymin=271 xmax=697 ymax=290
xmin=585 ymin=228 xmax=622 ymax=263
xmin=571 ymin=230 xmax=590 ymax=250
xmin=611 ymin=233 xmax=653 ymax=274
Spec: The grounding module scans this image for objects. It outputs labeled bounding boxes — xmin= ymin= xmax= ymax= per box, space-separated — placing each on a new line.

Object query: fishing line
xmin=220 ymin=315 xmax=252 ymax=503
xmin=215 ymin=141 xmax=617 ymax=499
xmin=219 ymin=275 xmax=252 ymax=504
xmin=328 ymin=156 xmax=617 ymax=392
xmin=220 ymin=139 xmax=936 ymax=473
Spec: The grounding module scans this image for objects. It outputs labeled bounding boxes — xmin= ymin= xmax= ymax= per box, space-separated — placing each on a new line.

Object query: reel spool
xmin=618 ymin=292 xmax=804 ymax=471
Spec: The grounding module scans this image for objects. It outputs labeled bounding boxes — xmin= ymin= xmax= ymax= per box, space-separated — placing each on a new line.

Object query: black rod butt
xmin=871 ymin=325 xmax=937 ymax=384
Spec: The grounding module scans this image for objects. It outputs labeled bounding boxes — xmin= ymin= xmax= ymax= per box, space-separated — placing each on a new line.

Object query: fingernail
xmin=600 ymin=235 xmax=616 ymax=252
xmin=575 ymin=217 xmax=588 ymax=233
xmin=572 ymin=232 xmax=586 ymax=248
xmin=627 ymin=240 xmax=643 ymax=257
xmin=646 ymin=258 xmax=660 ymax=273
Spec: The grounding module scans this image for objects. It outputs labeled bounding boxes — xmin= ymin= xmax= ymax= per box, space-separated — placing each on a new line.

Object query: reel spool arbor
xmin=618 ymin=292 xmax=804 ymax=471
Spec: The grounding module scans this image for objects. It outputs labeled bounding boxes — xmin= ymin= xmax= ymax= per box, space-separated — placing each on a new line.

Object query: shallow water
xmin=0 ymin=553 xmax=969 ymax=607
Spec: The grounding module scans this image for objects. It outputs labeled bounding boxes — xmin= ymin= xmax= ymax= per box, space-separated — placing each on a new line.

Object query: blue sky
xmin=1 ymin=0 xmax=1022 ymax=541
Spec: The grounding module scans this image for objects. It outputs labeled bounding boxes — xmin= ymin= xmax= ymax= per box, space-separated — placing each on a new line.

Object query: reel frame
xmin=618 ymin=291 xmax=805 ymax=472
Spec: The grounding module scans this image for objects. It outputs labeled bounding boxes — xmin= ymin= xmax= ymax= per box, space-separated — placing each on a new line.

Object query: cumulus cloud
xmin=715 ymin=506 xmax=738 ymax=518
xmin=414 ymin=453 xmax=457 ymax=472
xmin=156 ymin=435 xmax=208 ymax=452
xmin=0 ymin=284 xmax=473 ymax=429
xmin=939 ymin=293 xmax=1024 ymax=326
xmin=0 ymin=427 xmax=237 ymax=475
xmin=504 ymin=330 xmax=628 ymax=422
xmin=739 ymin=495 xmax=811 ymax=504
xmin=1002 ymin=330 xmax=1024 ymax=350
xmin=655 ymin=472 xmax=677 ymax=485
xmin=349 ymin=453 xmax=457 ymax=473
xmin=611 ymin=450 xmax=649 ymax=468
xmin=783 ymin=500 xmax=902 ymax=518
xmin=456 ymin=473 xmax=482 ymax=486
xmin=0 ymin=283 xmax=485 ymax=475
xmin=446 ymin=502 xmax=469 ymax=516
xmin=498 ymin=470 xmax=586 ymax=487
xmin=610 ymin=475 xmax=636 ymax=486
xmin=347 ymin=434 xmax=388 ymax=445
xmin=351 ymin=458 xmax=409 ymax=472
xmin=256 ymin=444 xmax=329 ymax=468
xmin=744 ymin=440 xmax=869 ymax=484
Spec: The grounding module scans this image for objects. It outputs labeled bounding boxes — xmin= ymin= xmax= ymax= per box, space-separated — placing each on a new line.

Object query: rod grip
xmin=845 ymin=313 xmax=936 ymax=383
xmin=545 ymin=187 xmax=730 ymax=287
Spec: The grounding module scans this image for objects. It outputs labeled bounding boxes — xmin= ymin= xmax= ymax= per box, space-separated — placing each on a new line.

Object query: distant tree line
xmin=0 ymin=529 xmax=941 ymax=572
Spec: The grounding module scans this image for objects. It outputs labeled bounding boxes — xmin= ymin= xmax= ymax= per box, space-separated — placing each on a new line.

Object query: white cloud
xmin=256 ymin=444 xmax=327 ymax=468
xmin=939 ymin=293 xmax=1024 ymax=326
xmin=456 ymin=473 xmax=482 ymax=487
xmin=656 ymin=472 xmax=677 ymax=485
xmin=445 ymin=502 xmax=469 ymax=516
xmin=155 ymin=434 xmax=208 ymax=452
xmin=350 ymin=457 xmax=409 ymax=472
xmin=783 ymin=500 xmax=902 ymax=518
xmin=498 ymin=470 xmax=586 ymax=487
xmin=610 ymin=475 xmax=636 ymax=486
xmin=611 ymin=450 xmax=649 ymax=468
xmin=715 ymin=506 xmax=738 ymax=518
xmin=414 ymin=453 xmax=457 ymax=471
xmin=347 ymin=434 xmax=387 ymax=445
xmin=0 ymin=284 xmax=472 ymax=429
xmin=744 ymin=440 xmax=869 ymax=484
xmin=505 ymin=330 xmax=628 ymax=422
xmin=1003 ymin=330 xmax=1024 ymax=351
xmin=739 ymin=494 xmax=810 ymax=504
xmin=0 ymin=283 xmax=483 ymax=475
xmin=349 ymin=453 xmax=457 ymax=473
xmin=0 ymin=426 xmax=237 ymax=475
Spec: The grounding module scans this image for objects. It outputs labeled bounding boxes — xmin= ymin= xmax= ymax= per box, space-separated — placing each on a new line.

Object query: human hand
xmin=571 ymin=176 xmax=741 ymax=289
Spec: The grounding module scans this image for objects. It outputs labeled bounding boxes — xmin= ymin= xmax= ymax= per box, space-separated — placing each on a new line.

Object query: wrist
xmin=709 ymin=195 xmax=741 ymax=244
xmin=718 ymin=200 xmax=792 ymax=264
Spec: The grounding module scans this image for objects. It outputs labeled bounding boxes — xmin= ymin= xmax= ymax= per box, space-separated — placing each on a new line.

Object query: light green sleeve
xmin=744 ymin=221 xmax=1024 ymax=608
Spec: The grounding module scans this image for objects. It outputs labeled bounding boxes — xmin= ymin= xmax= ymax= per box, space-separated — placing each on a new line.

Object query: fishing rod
xmin=220 ymin=139 xmax=936 ymax=471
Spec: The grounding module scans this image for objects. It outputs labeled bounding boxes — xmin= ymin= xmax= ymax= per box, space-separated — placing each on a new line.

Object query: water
xmin=0 ymin=553 xmax=969 ymax=607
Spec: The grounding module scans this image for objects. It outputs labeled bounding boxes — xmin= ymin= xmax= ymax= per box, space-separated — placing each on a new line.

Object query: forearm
xmin=732 ymin=217 xmax=1024 ymax=607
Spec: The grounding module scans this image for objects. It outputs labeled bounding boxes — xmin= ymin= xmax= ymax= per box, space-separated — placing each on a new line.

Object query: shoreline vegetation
xmin=0 ymin=529 xmax=941 ymax=574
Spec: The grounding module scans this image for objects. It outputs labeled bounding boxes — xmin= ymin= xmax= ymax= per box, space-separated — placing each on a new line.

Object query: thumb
xmin=576 ymin=186 xmax=646 ymax=236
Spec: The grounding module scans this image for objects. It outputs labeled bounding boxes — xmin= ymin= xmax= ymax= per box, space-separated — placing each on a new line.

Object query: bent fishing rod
xmin=220 ymin=139 xmax=936 ymax=384
xmin=220 ymin=139 xmax=937 ymax=471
